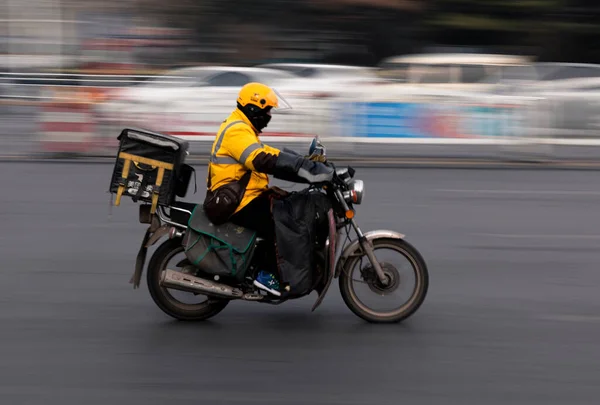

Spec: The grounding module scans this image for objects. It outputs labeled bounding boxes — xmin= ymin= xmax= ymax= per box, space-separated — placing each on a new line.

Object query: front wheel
xmin=146 ymin=239 xmax=230 ymax=321
xmin=339 ymin=238 xmax=429 ymax=323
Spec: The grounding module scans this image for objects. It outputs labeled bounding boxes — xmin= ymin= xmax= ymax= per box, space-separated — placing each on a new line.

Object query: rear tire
xmin=146 ymin=239 xmax=229 ymax=321
xmin=339 ymin=238 xmax=429 ymax=324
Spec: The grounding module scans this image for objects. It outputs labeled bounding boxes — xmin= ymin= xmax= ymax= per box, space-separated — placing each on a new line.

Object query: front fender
xmin=334 ymin=230 xmax=405 ymax=278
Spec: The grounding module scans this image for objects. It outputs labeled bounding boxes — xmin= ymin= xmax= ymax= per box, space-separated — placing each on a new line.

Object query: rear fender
xmin=130 ymin=218 xmax=182 ymax=289
xmin=145 ymin=225 xmax=171 ymax=248
xmin=334 ymin=230 xmax=405 ymax=278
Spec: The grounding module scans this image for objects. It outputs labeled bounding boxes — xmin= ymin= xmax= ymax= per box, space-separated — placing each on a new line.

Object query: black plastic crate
xmin=109 ymin=128 xmax=191 ymax=213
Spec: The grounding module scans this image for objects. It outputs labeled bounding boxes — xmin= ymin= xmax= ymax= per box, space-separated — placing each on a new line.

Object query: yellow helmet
xmin=237 ymin=82 xmax=279 ymax=110
xmin=236 ymin=82 xmax=279 ymax=132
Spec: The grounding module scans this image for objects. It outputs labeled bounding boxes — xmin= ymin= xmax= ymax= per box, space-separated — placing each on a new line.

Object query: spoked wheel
xmin=146 ymin=239 xmax=229 ymax=321
xmin=339 ymin=238 xmax=429 ymax=323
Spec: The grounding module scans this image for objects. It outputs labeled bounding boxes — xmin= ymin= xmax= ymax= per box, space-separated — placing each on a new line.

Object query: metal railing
xmin=2 ymin=71 xmax=600 ymax=161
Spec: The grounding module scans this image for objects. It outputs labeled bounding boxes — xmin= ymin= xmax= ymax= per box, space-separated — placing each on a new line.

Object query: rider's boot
xmin=253 ymin=270 xmax=282 ymax=297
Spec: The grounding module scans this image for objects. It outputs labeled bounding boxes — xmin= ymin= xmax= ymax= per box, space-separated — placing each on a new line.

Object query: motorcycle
xmin=132 ymin=137 xmax=429 ymax=323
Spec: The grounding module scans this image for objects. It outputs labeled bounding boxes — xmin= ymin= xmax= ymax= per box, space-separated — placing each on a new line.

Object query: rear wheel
xmin=146 ymin=239 xmax=229 ymax=321
xmin=339 ymin=238 xmax=429 ymax=323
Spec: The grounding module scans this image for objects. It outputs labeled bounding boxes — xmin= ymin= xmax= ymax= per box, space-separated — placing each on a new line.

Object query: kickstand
xmin=107 ymin=192 xmax=114 ymax=221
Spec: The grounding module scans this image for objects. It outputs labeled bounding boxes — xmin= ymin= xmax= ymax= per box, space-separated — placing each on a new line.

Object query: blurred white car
xmin=257 ymin=63 xmax=378 ymax=81
xmin=95 ymin=65 xmax=303 ymax=134
xmin=99 ymin=66 xmax=297 ymax=109
xmin=377 ymin=53 xmax=535 ymax=92
xmin=96 ymin=64 xmax=345 ymax=139
xmin=533 ymin=63 xmax=600 ymax=83
xmin=256 ymin=63 xmax=383 ymax=98
xmin=511 ymin=64 xmax=600 ymax=138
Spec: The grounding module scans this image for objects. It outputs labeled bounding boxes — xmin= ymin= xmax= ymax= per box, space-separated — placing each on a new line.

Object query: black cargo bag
xmin=109 ymin=128 xmax=193 ymax=213
xmin=182 ymin=205 xmax=257 ymax=282
xmin=271 ymin=188 xmax=333 ymax=297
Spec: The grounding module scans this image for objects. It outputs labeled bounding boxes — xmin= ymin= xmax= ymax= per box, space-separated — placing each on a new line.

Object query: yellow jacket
xmin=208 ymin=108 xmax=281 ymax=213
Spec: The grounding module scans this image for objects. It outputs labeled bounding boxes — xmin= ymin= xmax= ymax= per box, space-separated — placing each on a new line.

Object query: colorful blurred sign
xmin=343 ymin=101 xmax=517 ymax=138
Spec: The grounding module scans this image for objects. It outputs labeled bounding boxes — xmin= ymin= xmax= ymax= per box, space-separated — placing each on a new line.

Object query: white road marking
xmin=538 ymin=315 xmax=600 ymax=323
xmin=347 ymin=137 xmax=600 ymax=146
xmin=473 ymin=233 xmax=600 ymax=240
xmin=437 ymin=189 xmax=600 ymax=196
xmin=172 ymin=135 xmax=600 ymax=146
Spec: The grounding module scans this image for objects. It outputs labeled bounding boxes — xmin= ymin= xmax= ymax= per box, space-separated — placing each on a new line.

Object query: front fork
xmin=334 ymin=189 xmax=389 ymax=286
xmin=353 ymin=222 xmax=389 ymax=286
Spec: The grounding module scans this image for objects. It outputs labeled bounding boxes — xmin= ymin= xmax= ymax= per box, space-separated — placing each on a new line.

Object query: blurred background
xmin=4 ymin=3 xmax=600 ymax=404
xmin=2 ymin=0 xmax=600 ymax=160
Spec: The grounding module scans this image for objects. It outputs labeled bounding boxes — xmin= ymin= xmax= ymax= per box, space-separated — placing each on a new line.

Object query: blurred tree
xmin=427 ymin=0 xmax=600 ymax=63
xmin=305 ymin=0 xmax=421 ymax=11
xmin=132 ymin=0 xmax=600 ymax=65
xmin=304 ymin=0 xmax=427 ymax=64
xmin=132 ymin=0 xmax=427 ymax=65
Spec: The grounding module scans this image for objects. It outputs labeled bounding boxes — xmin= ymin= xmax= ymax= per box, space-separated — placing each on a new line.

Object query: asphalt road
xmin=2 ymin=163 xmax=600 ymax=405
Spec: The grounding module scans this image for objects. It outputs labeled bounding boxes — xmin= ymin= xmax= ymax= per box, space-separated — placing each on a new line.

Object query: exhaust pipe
xmin=160 ymin=269 xmax=244 ymax=299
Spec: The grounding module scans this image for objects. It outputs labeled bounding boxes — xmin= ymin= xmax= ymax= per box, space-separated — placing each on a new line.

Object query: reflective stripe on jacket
xmin=208 ymin=109 xmax=281 ymax=213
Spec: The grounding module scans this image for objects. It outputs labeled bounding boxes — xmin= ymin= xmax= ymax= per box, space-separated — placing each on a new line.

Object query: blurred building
xmin=2 ymin=0 xmax=600 ymax=73
xmin=1 ymin=0 xmax=429 ymax=72
xmin=1 ymin=0 xmax=193 ymax=72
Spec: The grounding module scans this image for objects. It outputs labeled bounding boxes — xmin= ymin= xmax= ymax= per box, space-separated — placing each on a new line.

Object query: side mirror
xmin=308 ymin=137 xmax=318 ymax=155
xmin=307 ymin=136 xmax=326 ymax=161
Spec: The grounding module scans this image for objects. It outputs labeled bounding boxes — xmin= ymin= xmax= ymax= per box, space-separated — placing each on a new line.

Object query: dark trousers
xmin=229 ymin=191 xmax=279 ymax=277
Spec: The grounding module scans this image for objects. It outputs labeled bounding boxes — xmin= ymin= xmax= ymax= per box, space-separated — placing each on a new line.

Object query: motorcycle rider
xmin=205 ymin=82 xmax=334 ymax=296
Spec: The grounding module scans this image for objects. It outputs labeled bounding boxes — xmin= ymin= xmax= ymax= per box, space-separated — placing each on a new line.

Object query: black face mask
xmin=252 ymin=113 xmax=271 ymax=132
xmin=238 ymin=103 xmax=272 ymax=132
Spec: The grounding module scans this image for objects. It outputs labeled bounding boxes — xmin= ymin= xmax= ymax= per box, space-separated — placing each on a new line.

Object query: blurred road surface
xmin=2 ymin=163 xmax=600 ymax=405
xmin=0 ymin=104 xmax=39 ymax=156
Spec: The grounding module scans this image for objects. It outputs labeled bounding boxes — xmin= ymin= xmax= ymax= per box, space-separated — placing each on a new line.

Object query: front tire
xmin=146 ymin=239 xmax=230 ymax=321
xmin=339 ymin=238 xmax=429 ymax=323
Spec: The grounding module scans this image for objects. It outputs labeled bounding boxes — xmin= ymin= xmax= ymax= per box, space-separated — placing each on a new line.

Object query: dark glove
xmin=273 ymin=151 xmax=334 ymax=184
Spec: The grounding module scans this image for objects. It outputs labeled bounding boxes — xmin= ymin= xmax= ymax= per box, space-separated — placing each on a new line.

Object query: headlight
xmin=343 ymin=179 xmax=364 ymax=205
